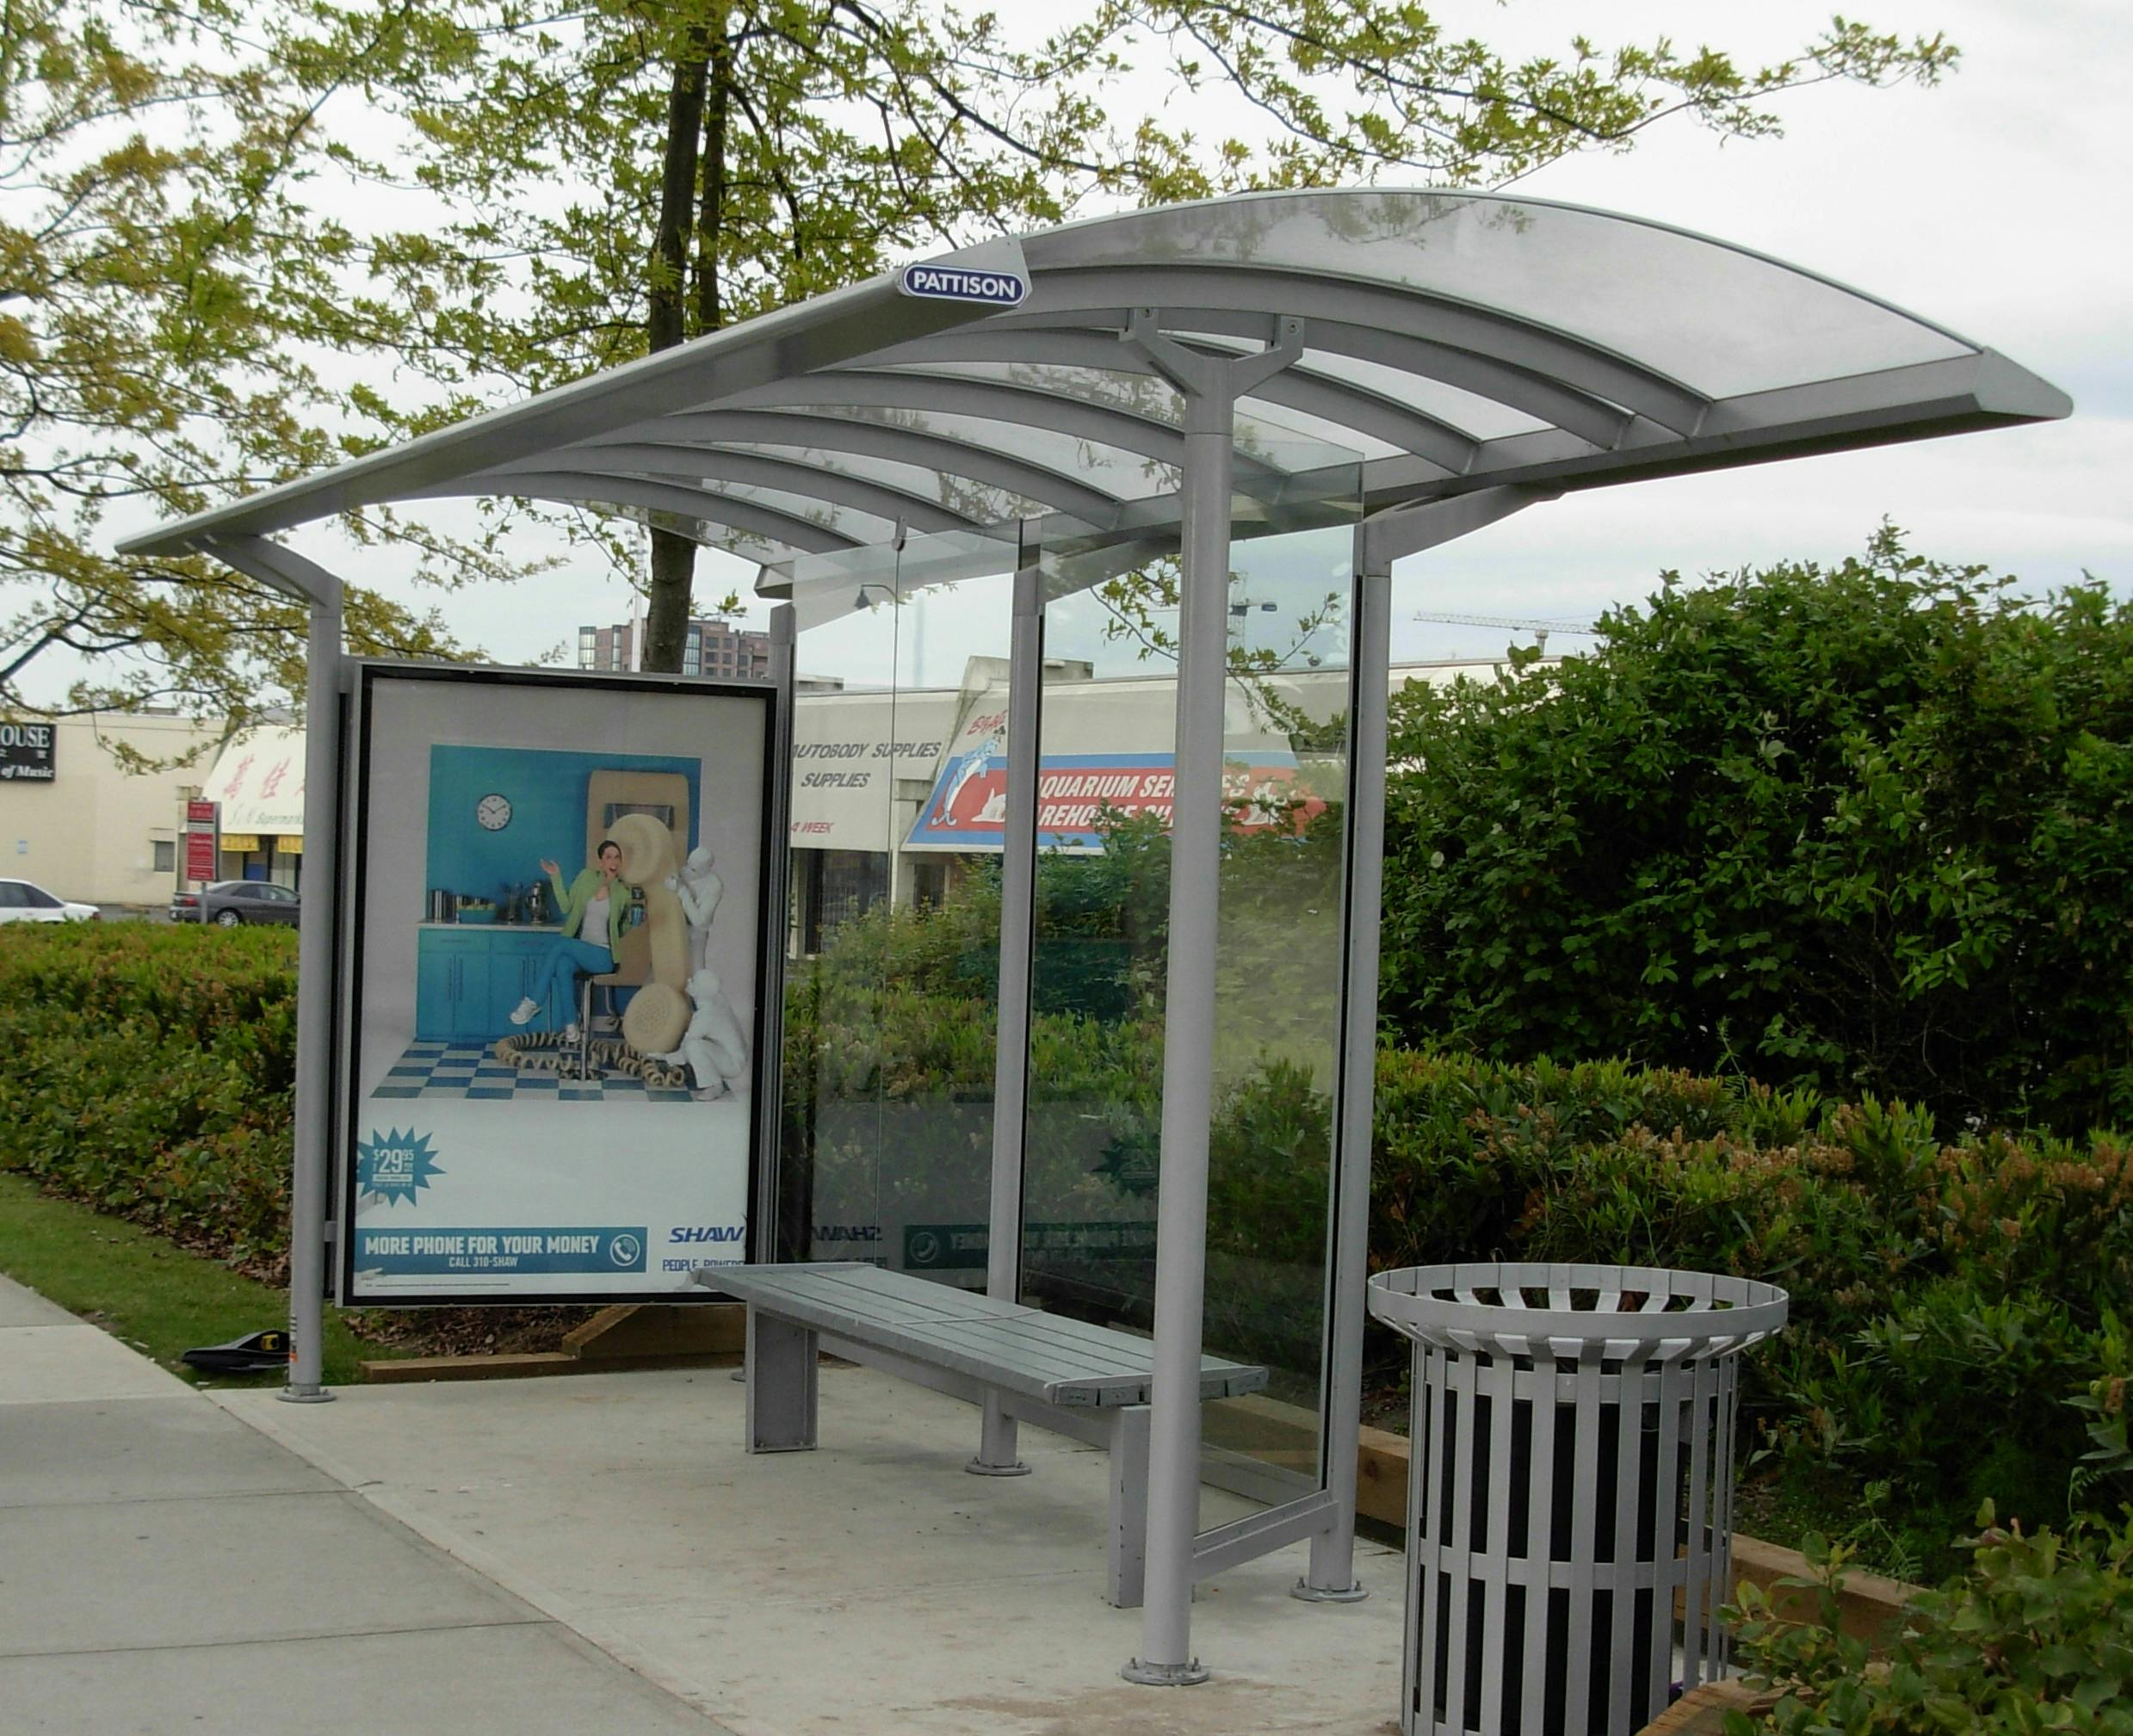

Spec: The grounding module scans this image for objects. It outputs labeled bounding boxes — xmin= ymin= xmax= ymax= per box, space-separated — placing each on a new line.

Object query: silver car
xmin=187 ymin=880 xmax=301 ymax=928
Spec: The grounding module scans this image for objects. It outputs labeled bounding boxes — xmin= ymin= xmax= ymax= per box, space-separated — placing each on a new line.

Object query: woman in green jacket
xmin=509 ymin=838 xmax=628 ymax=1041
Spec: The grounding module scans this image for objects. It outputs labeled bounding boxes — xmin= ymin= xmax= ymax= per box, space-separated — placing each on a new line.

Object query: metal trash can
xmin=1367 ymin=1262 xmax=1788 ymax=1736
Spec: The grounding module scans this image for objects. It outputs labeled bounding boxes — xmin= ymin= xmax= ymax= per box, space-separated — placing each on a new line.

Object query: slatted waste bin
xmin=1367 ymin=1263 xmax=1788 ymax=1736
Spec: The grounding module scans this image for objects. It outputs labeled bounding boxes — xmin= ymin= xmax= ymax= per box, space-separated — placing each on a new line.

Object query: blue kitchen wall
xmin=424 ymin=746 xmax=702 ymax=905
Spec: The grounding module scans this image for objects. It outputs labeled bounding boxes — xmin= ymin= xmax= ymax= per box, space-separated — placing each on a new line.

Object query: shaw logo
xmin=813 ymin=1225 xmax=881 ymax=1244
xmin=668 ymin=1225 xmax=745 ymax=1244
xmin=898 ymin=263 xmax=1027 ymax=307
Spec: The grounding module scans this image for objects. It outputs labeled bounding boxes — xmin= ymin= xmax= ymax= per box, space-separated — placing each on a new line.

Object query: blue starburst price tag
xmin=357 ymin=1127 xmax=444 ymax=1206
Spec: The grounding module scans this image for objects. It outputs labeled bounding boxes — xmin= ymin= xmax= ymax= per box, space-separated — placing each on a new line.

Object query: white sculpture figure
xmin=667 ymin=845 xmax=724 ymax=973
xmin=655 ymin=967 xmax=750 ymax=1102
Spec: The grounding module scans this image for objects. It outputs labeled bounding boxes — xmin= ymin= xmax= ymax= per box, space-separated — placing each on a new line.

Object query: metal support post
xmin=282 ymin=585 xmax=343 ymax=1400
xmin=757 ymin=604 xmax=797 ymax=1257
xmin=1295 ymin=539 xmax=1392 ymax=1602
xmin=1120 ymin=311 xmax=1301 ymax=1686
xmin=971 ymin=551 xmax=1044 ymax=1478
xmin=203 ymin=537 xmax=349 ymax=1403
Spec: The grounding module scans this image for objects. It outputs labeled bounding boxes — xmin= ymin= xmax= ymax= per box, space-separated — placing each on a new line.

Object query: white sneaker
xmin=563 ymin=1022 xmax=582 ymax=1047
xmin=508 ymin=997 xmax=539 ymax=1026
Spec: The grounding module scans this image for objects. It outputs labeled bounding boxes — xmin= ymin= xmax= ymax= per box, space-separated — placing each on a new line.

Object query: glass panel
xmin=1281 ymin=348 xmax=1552 ymax=441
xmin=797 ymin=403 xmax=1180 ymax=502
xmin=777 ymin=526 xmax=1017 ymax=1284
xmin=713 ymin=441 xmax=1048 ymax=526
xmin=1034 ymin=189 xmax=1974 ymax=398
xmin=1024 ymin=441 xmax=1362 ymax=1518
xmin=875 ymin=356 xmax=1184 ymax=424
xmin=687 ymin=479 xmax=897 ymax=548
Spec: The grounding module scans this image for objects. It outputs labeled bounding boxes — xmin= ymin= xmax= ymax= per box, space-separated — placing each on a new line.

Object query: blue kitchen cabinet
xmin=416 ymin=930 xmax=492 ymax=1040
xmin=416 ymin=927 xmax=572 ymax=1041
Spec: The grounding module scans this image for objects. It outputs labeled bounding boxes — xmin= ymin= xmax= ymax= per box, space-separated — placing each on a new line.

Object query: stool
xmin=577 ymin=970 xmax=629 ymax=1077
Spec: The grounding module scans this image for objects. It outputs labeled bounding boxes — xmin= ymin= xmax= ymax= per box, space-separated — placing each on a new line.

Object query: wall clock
xmin=475 ymin=793 xmax=512 ymax=831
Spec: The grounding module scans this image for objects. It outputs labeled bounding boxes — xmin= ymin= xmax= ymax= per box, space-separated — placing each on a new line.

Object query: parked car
xmin=175 ymin=880 xmax=301 ymax=928
xmin=0 ymin=878 xmax=97 ymax=923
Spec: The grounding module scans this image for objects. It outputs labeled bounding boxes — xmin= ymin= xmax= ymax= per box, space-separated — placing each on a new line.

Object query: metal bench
xmin=701 ymin=1262 xmax=1267 ymax=1606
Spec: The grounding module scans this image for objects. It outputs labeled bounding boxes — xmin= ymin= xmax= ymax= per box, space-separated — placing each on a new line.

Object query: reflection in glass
xmin=776 ymin=531 xmax=1016 ymax=1283
xmin=1023 ymin=449 xmax=1359 ymax=1515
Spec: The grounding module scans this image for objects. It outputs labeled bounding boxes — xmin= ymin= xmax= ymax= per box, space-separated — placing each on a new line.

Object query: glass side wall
xmin=776 ymin=528 xmax=1017 ymax=1277
xmin=1026 ymin=445 xmax=1361 ymax=1511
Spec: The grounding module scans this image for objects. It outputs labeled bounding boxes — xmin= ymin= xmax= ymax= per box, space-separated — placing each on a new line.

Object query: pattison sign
xmin=897 ymin=263 xmax=1028 ymax=307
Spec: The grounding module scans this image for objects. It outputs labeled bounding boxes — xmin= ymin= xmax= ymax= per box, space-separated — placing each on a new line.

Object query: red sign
xmin=183 ymin=800 xmax=219 ymax=884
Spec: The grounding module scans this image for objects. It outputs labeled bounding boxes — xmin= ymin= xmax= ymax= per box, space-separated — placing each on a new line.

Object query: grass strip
xmin=0 ymin=1172 xmax=399 ymax=1387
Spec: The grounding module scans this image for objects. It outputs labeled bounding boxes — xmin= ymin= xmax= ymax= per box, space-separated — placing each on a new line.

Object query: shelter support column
xmin=757 ymin=605 xmax=796 ymax=1256
xmin=1121 ymin=312 xmax=1301 ymax=1686
xmin=1295 ymin=533 xmax=1393 ymax=1603
xmin=205 ymin=535 xmax=348 ymax=1403
xmin=973 ymin=552 xmax=1044 ymax=1477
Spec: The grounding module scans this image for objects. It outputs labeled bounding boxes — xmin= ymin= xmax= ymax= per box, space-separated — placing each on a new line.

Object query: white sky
xmin=81 ymin=0 xmax=2133 ymax=693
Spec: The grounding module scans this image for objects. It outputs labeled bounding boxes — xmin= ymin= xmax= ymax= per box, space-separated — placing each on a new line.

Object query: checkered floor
xmin=368 ymin=1041 xmax=696 ymax=1104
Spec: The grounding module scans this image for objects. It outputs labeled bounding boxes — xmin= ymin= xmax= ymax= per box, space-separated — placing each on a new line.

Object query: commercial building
xmin=0 ymin=711 xmax=226 ymax=908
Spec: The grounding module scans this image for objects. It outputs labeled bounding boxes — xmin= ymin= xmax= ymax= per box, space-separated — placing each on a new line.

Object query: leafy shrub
xmin=0 ymin=923 xmax=297 ymax=1270
xmin=1726 ymin=1507 xmax=2133 ymax=1734
xmin=1380 ymin=532 xmax=2133 ymax=1137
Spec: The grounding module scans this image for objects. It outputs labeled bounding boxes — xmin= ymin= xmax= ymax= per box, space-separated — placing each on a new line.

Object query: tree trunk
xmin=642 ymin=34 xmax=713 ymax=675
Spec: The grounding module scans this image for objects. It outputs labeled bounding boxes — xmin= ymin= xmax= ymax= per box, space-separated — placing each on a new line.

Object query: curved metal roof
xmin=121 ymin=188 xmax=2069 ymax=589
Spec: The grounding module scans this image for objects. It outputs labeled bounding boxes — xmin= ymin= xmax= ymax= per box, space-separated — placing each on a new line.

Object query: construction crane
xmin=1411 ymin=611 xmax=1599 ymax=658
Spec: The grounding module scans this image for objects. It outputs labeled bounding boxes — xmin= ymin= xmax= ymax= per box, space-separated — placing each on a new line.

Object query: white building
xmin=0 ymin=712 xmax=226 ymax=908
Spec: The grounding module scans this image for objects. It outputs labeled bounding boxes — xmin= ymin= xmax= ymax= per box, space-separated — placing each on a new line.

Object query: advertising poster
xmin=340 ymin=665 xmax=770 ymax=1304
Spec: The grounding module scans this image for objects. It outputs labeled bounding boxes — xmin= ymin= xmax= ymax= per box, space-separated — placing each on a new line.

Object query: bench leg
xmin=1105 ymin=1404 xmax=1151 ymax=1609
xmin=745 ymin=1309 xmax=817 ymax=1454
xmin=966 ymin=1393 xmax=1031 ymax=1477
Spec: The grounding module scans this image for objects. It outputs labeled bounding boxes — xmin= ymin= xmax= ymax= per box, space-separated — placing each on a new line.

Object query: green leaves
xmin=1732 ymin=1509 xmax=2133 ymax=1736
xmin=1381 ymin=532 xmax=2133 ymax=1138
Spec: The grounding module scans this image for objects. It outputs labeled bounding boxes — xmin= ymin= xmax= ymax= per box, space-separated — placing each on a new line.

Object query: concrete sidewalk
xmin=0 ymin=1274 xmax=734 ymax=1736
xmin=3 ymin=1271 xmax=1406 ymax=1733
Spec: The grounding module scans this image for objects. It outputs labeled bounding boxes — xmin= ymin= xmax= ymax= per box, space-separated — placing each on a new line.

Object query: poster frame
xmin=333 ymin=658 xmax=782 ymax=1307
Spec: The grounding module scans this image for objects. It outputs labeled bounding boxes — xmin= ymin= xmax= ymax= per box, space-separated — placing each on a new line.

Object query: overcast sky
xmin=104 ymin=0 xmax=2133 ymax=689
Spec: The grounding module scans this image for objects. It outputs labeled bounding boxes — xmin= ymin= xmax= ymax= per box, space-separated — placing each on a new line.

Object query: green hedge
xmin=8 ymin=919 xmax=2129 ymax=1577
xmin=1380 ymin=540 xmax=2133 ymax=1137
xmin=0 ymin=922 xmax=297 ymax=1273
xmin=1367 ymin=1050 xmax=2132 ymax=1574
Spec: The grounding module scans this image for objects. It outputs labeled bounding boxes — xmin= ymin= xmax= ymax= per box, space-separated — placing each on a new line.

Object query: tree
xmin=1376 ymin=528 xmax=2133 ymax=1136
xmin=293 ymin=0 xmax=1957 ymax=670
xmin=1 ymin=2 xmax=1957 ymax=709
xmin=0 ymin=0 xmax=474 ymax=738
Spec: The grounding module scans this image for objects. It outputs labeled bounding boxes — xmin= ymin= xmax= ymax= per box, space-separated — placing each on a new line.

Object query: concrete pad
xmin=0 ymin=1275 xmax=75 ymax=1328
xmin=0 ymin=1325 xmax=190 ymax=1405
xmin=0 ymin=1621 xmax=732 ymax=1736
xmin=0 ymin=1490 xmax=540 ymax=1659
xmin=0 ymin=1398 xmax=337 ymax=1510
xmin=221 ymin=1363 xmax=1408 ymax=1735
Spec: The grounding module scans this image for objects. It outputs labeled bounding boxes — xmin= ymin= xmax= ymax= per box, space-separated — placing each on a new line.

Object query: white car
xmin=0 ymin=878 xmax=97 ymax=923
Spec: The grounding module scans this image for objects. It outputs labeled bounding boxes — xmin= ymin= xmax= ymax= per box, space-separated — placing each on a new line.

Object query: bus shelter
xmin=121 ymin=188 xmax=2068 ymax=1684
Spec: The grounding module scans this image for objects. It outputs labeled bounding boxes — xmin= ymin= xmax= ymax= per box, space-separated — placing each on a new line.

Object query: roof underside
xmin=122 ymin=189 xmax=2069 ymax=595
